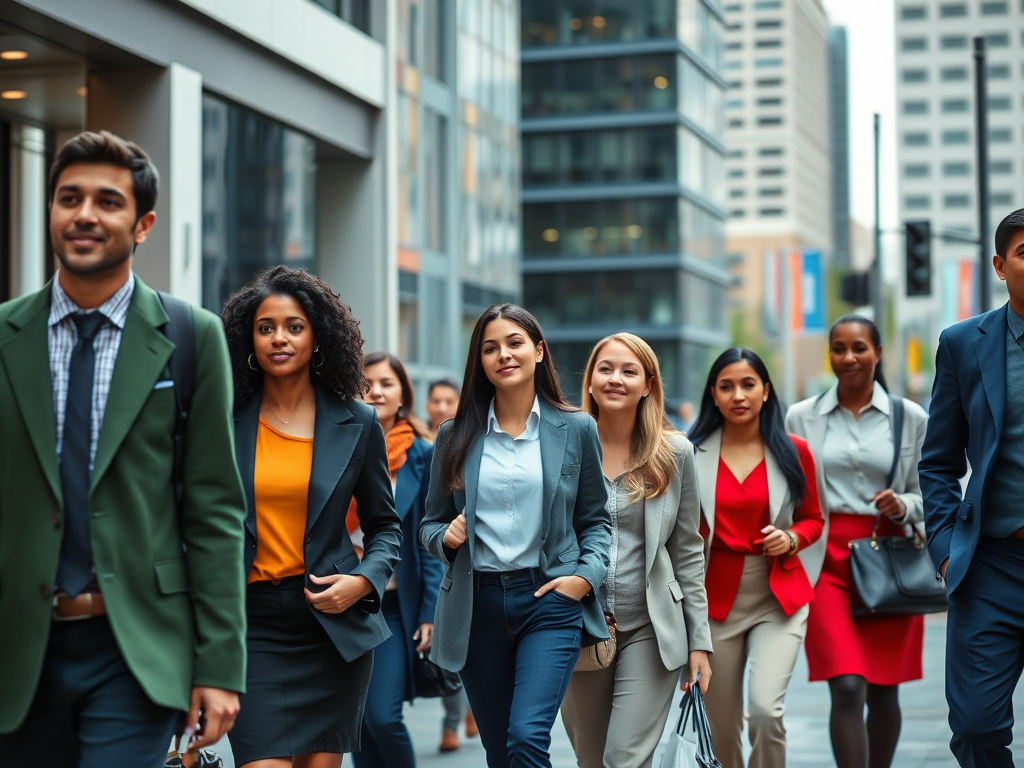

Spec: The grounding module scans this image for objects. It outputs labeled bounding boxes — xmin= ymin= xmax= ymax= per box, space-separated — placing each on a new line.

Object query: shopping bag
xmin=659 ymin=685 xmax=722 ymax=768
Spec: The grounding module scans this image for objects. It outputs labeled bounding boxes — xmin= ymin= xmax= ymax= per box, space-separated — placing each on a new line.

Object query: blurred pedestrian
xmin=426 ymin=378 xmax=461 ymax=431
xmin=222 ymin=266 xmax=402 ymax=768
xmin=786 ymin=315 xmax=927 ymax=768
xmin=0 ymin=131 xmax=247 ymax=767
xmin=560 ymin=333 xmax=712 ymax=768
xmin=920 ymin=209 xmax=1024 ymax=766
xmin=420 ymin=303 xmax=610 ymax=768
xmin=353 ymin=352 xmax=443 ymax=768
xmin=688 ymin=348 xmax=824 ymax=768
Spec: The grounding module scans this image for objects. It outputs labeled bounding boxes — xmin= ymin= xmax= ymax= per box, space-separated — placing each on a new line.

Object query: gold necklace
xmin=265 ymin=405 xmax=304 ymax=424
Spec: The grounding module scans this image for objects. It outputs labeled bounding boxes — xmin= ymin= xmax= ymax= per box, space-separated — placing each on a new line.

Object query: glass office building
xmin=521 ymin=0 xmax=731 ymax=404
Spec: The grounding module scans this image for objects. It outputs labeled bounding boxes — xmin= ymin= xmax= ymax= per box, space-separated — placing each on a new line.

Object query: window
xmin=727 ymin=149 xmax=745 ymax=158
xmin=758 ymin=167 xmax=784 ymax=177
xmin=753 ymin=0 xmax=781 ymax=8
xmin=758 ymin=187 xmax=784 ymax=197
xmin=729 ymin=189 xmax=746 ymax=199
xmin=730 ymin=209 xmax=745 ymax=218
xmin=728 ymin=118 xmax=745 ymax=128
xmin=942 ymin=130 xmax=970 ymax=144
xmin=423 ymin=0 xmax=444 ymax=80
xmin=726 ymin=41 xmax=743 ymax=50
xmin=944 ymin=194 xmax=971 ymax=208
xmin=423 ymin=109 xmax=446 ymax=250
xmin=905 ymin=195 xmax=930 ymax=210
xmin=725 ymin=99 xmax=744 ymax=109
xmin=728 ymin=80 xmax=743 ymax=89
xmin=988 ymin=64 xmax=1011 ymax=80
xmin=724 ymin=3 xmax=742 ymax=10
xmin=522 ymin=1 xmax=678 ymax=47
xmin=728 ymin=168 xmax=746 ymax=178
xmin=904 ymin=164 xmax=930 ymax=178
xmin=757 ymin=116 xmax=783 ymax=126
xmin=756 ymin=78 xmax=783 ymax=86
xmin=755 ymin=58 xmax=783 ymax=68
xmin=901 ymin=37 xmax=927 ymax=52
xmin=991 ymin=160 xmax=1013 ymax=174
xmin=990 ymin=127 xmax=1012 ymax=142
xmin=986 ymin=32 xmax=1010 ymax=47
xmin=903 ymin=100 xmax=929 ymax=115
xmin=941 ymin=67 xmax=968 ymax=81
xmin=726 ymin=22 xmax=742 ymax=31
xmin=524 ymin=270 xmax=681 ymax=329
xmin=904 ymin=132 xmax=930 ymax=146
xmin=522 ymin=198 xmax=679 ymax=258
xmin=398 ymin=271 xmax=418 ymax=362
xmin=757 ymin=97 xmax=783 ymax=106
xmin=902 ymin=69 xmax=928 ymax=83
xmin=939 ymin=4 xmax=967 ymax=17
xmin=759 ymin=208 xmax=784 ymax=216
xmin=522 ymin=126 xmax=678 ymax=186
xmin=309 ymin=0 xmax=370 ymax=32
xmin=755 ymin=39 xmax=783 ymax=48
xmin=940 ymin=35 xmax=968 ymax=49
xmin=992 ymin=192 xmax=1014 ymax=206
xmin=758 ymin=147 xmax=783 ymax=156
xmin=901 ymin=6 xmax=926 ymax=19
xmin=755 ymin=19 xmax=782 ymax=28
xmin=943 ymin=162 xmax=970 ymax=176
xmin=989 ymin=96 xmax=1012 ymax=111
xmin=724 ymin=60 xmax=743 ymax=70
xmin=942 ymin=98 xmax=969 ymax=113
xmin=982 ymin=1 xmax=1008 ymax=13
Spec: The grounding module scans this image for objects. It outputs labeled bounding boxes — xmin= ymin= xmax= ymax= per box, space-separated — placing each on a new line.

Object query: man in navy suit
xmin=921 ymin=208 xmax=1024 ymax=766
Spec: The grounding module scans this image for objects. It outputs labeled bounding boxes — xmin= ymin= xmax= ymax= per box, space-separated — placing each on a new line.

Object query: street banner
xmin=801 ymin=250 xmax=826 ymax=333
xmin=940 ymin=259 xmax=976 ymax=329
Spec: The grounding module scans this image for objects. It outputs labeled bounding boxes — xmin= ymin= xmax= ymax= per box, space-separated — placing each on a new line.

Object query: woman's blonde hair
xmin=581 ymin=333 xmax=679 ymax=501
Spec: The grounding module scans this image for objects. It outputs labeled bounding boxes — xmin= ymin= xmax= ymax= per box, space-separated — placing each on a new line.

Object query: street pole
xmin=780 ymin=248 xmax=794 ymax=408
xmin=973 ymin=36 xmax=991 ymax=314
xmin=872 ymin=113 xmax=883 ymax=339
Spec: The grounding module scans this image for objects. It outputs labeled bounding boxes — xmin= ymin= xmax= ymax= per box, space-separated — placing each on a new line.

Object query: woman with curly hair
xmin=221 ymin=266 xmax=402 ymax=768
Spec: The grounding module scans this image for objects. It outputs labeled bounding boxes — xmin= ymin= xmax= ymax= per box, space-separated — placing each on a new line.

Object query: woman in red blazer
xmin=689 ymin=348 xmax=823 ymax=768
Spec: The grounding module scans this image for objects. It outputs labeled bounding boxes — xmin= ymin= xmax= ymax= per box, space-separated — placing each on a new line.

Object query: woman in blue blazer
xmin=420 ymin=304 xmax=611 ymax=768
xmin=353 ymin=352 xmax=444 ymax=768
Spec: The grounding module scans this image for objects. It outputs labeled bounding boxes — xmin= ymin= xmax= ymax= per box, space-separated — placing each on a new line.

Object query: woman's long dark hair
xmin=362 ymin=351 xmax=432 ymax=440
xmin=829 ymin=314 xmax=888 ymax=392
xmin=438 ymin=304 xmax=573 ymax=495
xmin=688 ymin=348 xmax=807 ymax=504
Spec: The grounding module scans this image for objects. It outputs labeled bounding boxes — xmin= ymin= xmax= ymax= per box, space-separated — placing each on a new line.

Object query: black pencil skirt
xmin=230 ymin=576 xmax=373 ymax=764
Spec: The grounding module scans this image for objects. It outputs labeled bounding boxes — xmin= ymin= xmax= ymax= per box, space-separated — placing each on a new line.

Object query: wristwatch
xmin=786 ymin=530 xmax=798 ymax=555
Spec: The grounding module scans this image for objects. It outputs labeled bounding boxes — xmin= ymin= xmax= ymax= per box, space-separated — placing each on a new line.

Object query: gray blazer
xmin=420 ymin=402 xmax=611 ymax=673
xmin=642 ymin=434 xmax=713 ymax=671
xmin=785 ymin=386 xmax=928 ymax=583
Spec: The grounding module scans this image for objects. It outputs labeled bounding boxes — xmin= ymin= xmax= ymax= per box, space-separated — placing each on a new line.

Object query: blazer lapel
xmin=764 ymin=447 xmax=788 ymax=526
xmin=539 ymin=403 xmax=568 ymax=532
xmin=234 ymin=397 xmax=260 ymax=540
xmin=694 ymin=428 xmax=721 ymax=540
xmin=306 ymin=388 xmax=360 ymax=535
xmin=975 ymin=306 xmax=1007 ymax=444
xmin=91 ymin=284 xmax=174 ymax=491
xmin=0 ymin=286 xmax=61 ymax=504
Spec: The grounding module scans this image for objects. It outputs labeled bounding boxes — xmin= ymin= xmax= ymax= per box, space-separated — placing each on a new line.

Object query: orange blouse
xmin=248 ymin=417 xmax=314 ymax=584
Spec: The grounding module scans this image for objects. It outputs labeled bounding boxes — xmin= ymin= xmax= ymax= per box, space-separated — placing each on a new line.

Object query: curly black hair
xmin=221 ymin=265 xmax=367 ymax=404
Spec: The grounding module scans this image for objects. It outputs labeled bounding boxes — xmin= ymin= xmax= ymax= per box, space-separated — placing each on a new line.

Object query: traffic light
xmin=905 ymin=220 xmax=932 ymax=297
xmin=840 ymin=272 xmax=870 ymax=306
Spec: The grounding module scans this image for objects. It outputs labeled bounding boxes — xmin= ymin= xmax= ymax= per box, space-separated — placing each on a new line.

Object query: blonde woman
xmin=560 ymin=333 xmax=713 ymax=768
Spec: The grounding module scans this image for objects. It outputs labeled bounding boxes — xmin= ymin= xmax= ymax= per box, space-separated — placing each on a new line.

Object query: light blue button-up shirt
xmin=473 ymin=396 xmax=544 ymax=572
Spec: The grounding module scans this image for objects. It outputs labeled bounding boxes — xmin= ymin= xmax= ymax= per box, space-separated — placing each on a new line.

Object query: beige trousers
xmin=560 ymin=623 xmax=680 ymax=768
xmin=703 ymin=556 xmax=809 ymax=768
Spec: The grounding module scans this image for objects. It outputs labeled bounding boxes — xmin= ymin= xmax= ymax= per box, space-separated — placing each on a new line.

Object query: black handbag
xmin=848 ymin=397 xmax=948 ymax=619
xmin=414 ymin=651 xmax=463 ymax=698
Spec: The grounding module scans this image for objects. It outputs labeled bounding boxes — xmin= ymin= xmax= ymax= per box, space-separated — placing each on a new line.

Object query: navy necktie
xmin=56 ymin=312 xmax=107 ymax=597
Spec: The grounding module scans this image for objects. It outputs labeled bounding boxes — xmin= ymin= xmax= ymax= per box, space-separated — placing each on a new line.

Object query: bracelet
xmin=786 ymin=530 xmax=798 ymax=555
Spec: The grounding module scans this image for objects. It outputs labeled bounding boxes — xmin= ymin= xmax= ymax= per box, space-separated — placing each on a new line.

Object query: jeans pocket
xmin=548 ymin=589 xmax=583 ymax=605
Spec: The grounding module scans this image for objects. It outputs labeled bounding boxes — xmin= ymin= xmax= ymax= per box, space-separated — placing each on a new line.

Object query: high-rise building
xmin=0 ymin=0 xmax=519 ymax=394
xmin=721 ymin=0 xmax=833 ymax=398
xmin=893 ymin=0 xmax=1014 ymax=374
xmin=520 ymin=0 xmax=731 ymax=405
xmin=829 ymin=25 xmax=851 ymax=270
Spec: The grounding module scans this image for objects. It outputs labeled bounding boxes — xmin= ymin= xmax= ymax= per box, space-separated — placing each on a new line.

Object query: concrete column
xmin=87 ymin=63 xmax=202 ymax=303
xmin=9 ymin=125 xmax=47 ymax=297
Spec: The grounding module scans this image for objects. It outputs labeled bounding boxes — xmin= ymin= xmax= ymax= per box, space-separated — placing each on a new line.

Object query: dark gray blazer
xmin=234 ymin=384 xmax=402 ymax=661
xmin=420 ymin=402 xmax=611 ymax=673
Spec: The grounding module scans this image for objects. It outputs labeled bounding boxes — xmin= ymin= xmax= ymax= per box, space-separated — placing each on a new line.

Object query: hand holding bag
xmin=415 ymin=651 xmax=464 ymax=698
xmin=848 ymin=396 xmax=948 ymax=618
xmin=659 ymin=685 xmax=722 ymax=768
xmin=574 ymin=612 xmax=617 ymax=672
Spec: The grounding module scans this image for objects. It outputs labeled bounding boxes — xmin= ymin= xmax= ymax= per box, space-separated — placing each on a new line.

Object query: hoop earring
xmin=248 ymin=354 xmax=258 ymax=371
xmin=313 ymin=348 xmax=325 ymax=369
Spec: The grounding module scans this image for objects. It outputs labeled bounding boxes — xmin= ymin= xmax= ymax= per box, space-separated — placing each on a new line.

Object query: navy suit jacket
xmin=920 ymin=304 xmax=1010 ymax=594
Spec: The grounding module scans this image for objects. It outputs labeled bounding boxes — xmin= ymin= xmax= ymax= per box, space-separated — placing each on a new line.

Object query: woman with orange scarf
xmin=351 ymin=352 xmax=443 ymax=768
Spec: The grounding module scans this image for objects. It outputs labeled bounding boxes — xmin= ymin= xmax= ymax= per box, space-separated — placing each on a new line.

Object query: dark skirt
xmin=230 ymin=576 xmax=373 ymax=763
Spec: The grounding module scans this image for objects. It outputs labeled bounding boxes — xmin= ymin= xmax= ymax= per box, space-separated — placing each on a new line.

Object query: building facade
xmin=893 ymin=0 xmax=1015 ymax=386
xmin=721 ymin=0 xmax=833 ymax=399
xmin=0 ymin=0 xmax=519 ymax=394
xmin=828 ymin=25 xmax=850 ymax=270
xmin=520 ymin=0 xmax=731 ymax=405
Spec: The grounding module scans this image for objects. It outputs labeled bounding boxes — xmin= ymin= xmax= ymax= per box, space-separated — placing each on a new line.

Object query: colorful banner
xmin=940 ymin=259 xmax=976 ymax=329
xmin=801 ymin=250 xmax=826 ymax=333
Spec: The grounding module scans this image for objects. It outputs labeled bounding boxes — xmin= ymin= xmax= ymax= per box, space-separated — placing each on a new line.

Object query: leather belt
xmin=52 ymin=591 xmax=106 ymax=621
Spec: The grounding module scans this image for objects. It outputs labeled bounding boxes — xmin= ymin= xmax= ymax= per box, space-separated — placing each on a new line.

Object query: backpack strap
xmin=156 ymin=291 xmax=196 ymax=511
xmin=887 ymin=395 xmax=905 ymax=489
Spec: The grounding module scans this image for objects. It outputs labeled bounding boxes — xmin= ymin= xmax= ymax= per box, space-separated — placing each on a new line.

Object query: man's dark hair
xmin=428 ymin=378 xmax=461 ymax=397
xmin=995 ymin=208 xmax=1024 ymax=259
xmin=48 ymin=130 xmax=159 ymax=221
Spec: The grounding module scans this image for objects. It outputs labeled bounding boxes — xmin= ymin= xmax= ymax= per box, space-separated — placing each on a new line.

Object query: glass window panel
xmin=562 ymin=59 xmax=595 ymax=114
xmin=599 ymin=57 xmax=637 ymax=112
xmin=522 ymin=134 xmax=560 ymax=186
xmin=424 ymin=109 xmax=446 ymax=250
xmin=567 ymin=132 xmax=596 ymax=183
xmin=522 ymin=0 xmax=559 ymax=46
xmin=639 ymin=56 xmax=676 ymax=110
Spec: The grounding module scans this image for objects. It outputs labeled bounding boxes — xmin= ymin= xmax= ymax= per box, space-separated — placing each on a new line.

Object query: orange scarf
xmin=346 ymin=418 xmax=415 ymax=535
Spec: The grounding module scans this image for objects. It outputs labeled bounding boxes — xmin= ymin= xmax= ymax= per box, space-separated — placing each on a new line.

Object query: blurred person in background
xmin=689 ymin=348 xmax=823 ymax=768
xmin=426 ymin=378 xmax=461 ymax=432
xmin=223 ymin=266 xmax=401 ymax=768
xmin=353 ymin=352 xmax=443 ymax=768
xmin=420 ymin=304 xmax=610 ymax=768
xmin=786 ymin=315 xmax=927 ymax=768
xmin=560 ymin=333 xmax=712 ymax=768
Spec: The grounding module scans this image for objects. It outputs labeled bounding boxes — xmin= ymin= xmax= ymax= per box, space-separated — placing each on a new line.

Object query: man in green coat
xmin=0 ymin=131 xmax=247 ymax=767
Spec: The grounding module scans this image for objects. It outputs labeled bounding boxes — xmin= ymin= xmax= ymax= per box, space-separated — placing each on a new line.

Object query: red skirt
xmin=805 ymin=512 xmax=924 ymax=685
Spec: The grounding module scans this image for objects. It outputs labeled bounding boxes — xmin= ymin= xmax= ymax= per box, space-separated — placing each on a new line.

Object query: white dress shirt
xmin=473 ymin=396 xmax=544 ymax=571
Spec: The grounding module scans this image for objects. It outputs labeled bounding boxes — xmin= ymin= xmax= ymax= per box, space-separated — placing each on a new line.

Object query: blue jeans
xmin=354 ymin=591 xmax=415 ymax=768
xmin=947 ymin=537 xmax=1024 ymax=767
xmin=460 ymin=568 xmax=583 ymax=768
xmin=0 ymin=616 xmax=180 ymax=768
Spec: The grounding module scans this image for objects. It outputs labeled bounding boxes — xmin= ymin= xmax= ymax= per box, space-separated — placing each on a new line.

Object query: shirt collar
xmin=818 ymin=381 xmax=890 ymax=417
xmin=1008 ymin=304 xmax=1024 ymax=343
xmin=486 ymin=395 xmax=542 ymax=436
xmin=49 ymin=272 xmax=135 ymax=330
